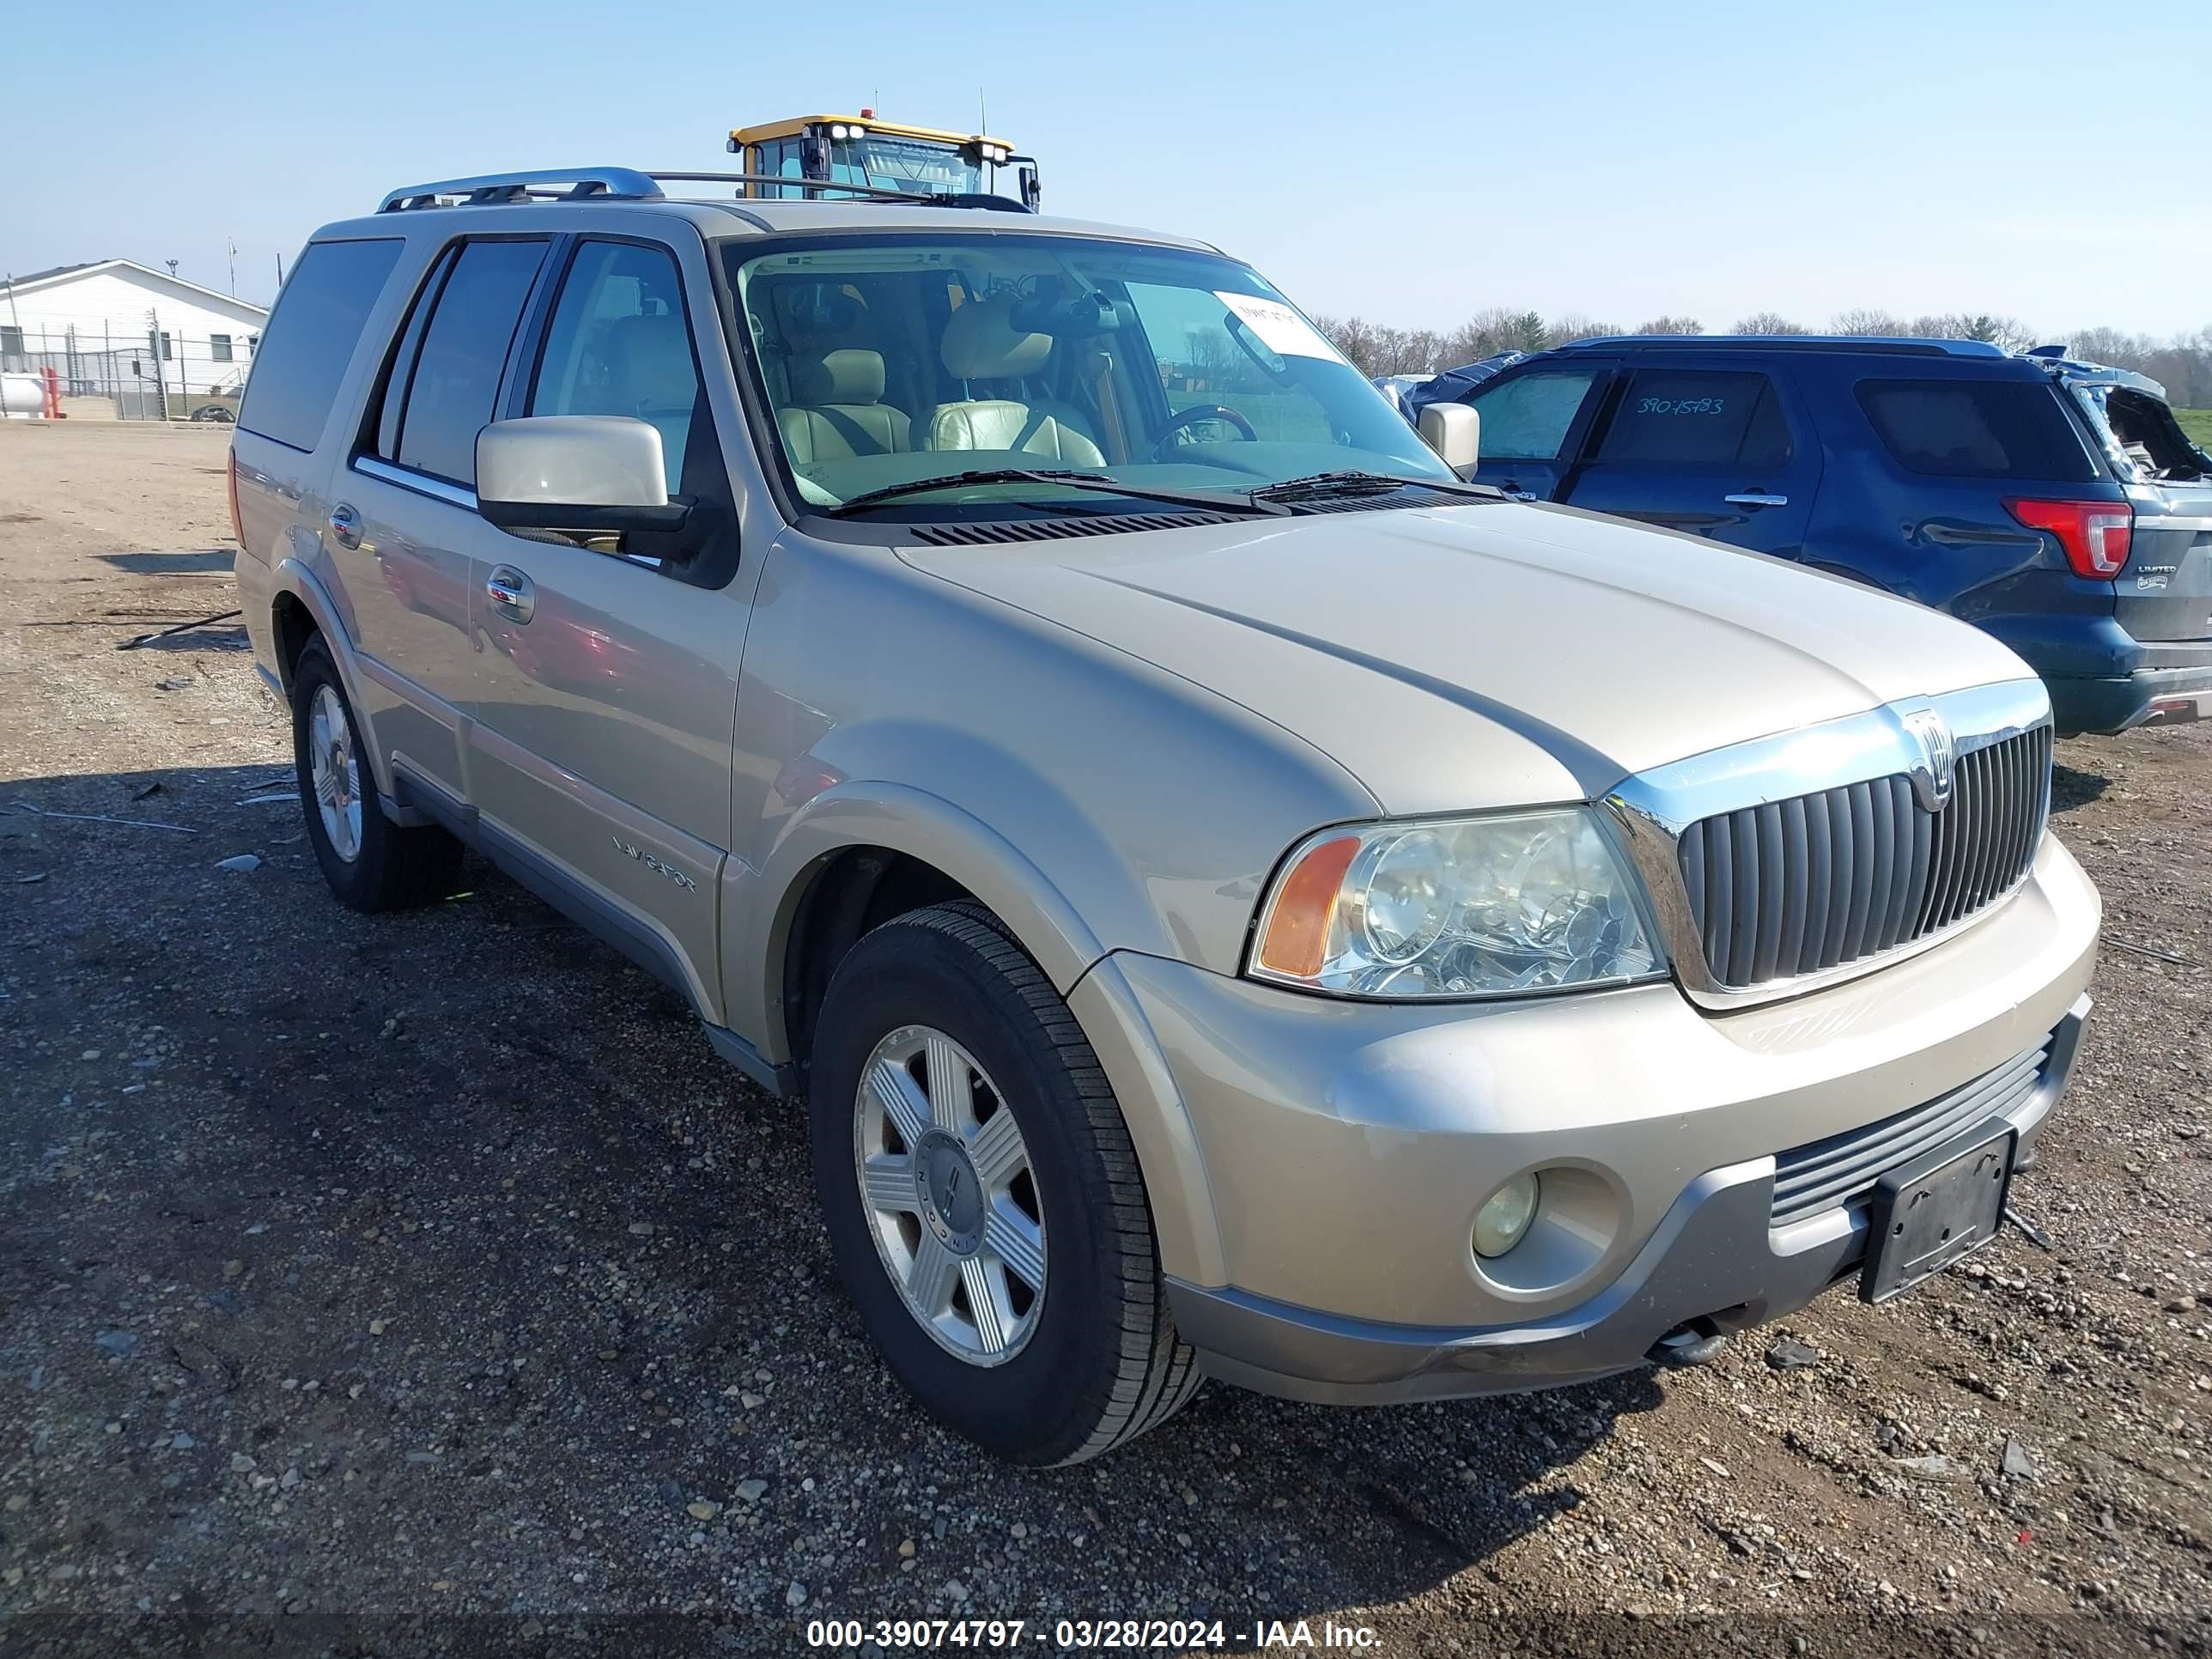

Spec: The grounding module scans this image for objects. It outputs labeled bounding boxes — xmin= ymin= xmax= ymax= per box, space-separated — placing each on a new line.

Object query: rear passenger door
xmin=1463 ymin=365 xmax=1610 ymax=501
xmin=1560 ymin=364 xmax=1820 ymax=557
xmin=336 ymin=235 xmax=550 ymax=803
xmin=465 ymin=234 xmax=746 ymax=1018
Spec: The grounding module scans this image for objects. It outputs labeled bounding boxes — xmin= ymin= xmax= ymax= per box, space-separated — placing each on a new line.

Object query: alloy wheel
xmin=307 ymin=684 xmax=362 ymax=863
xmin=854 ymin=1024 xmax=1047 ymax=1364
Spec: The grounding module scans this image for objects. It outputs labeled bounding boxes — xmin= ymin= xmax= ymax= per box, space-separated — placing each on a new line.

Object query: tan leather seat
xmin=923 ymin=294 xmax=1105 ymax=465
xmin=776 ymin=349 xmax=914 ymax=465
xmin=603 ymin=311 xmax=699 ymax=483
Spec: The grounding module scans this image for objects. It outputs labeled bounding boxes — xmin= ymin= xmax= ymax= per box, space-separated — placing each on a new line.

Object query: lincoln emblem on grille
xmin=1899 ymin=708 xmax=1957 ymax=811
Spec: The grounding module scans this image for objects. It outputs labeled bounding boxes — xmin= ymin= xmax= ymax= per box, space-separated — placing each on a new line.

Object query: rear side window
xmin=393 ymin=240 xmax=548 ymax=487
xmin=1466 ymin=370 xmax=1599 ymax=461
xmin=1596 ymin=369 xmax=1793 ymax=469
xmin=1856 ymin=378 xmax=2097 ymax=482
xmin=238 ymin=239 xmax=403 ymax=451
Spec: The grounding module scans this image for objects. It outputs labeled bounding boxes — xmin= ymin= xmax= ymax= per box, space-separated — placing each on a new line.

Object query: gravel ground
xmin=1 ymin=422 xmax=2207 ymax=1657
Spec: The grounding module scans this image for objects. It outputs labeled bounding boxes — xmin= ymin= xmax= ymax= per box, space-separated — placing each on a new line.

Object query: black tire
xmin=289 ymin=635 xmax=462 ymax=911
xmin=809 ymin=902 xmax=1200 ymax=1466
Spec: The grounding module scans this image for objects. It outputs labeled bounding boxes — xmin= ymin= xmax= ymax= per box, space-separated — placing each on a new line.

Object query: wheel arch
xmin=726 ymin=783 xmax=1226 ymax=1287
xmin=269 ymin=557 xmax=398 ymax=800
xmin=736 ymin=782 xmax=1111 ymax=1076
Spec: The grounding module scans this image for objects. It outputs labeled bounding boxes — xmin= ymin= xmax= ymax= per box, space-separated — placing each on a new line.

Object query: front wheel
xmin=809 ymin=902 xmax=1200 ymax=1465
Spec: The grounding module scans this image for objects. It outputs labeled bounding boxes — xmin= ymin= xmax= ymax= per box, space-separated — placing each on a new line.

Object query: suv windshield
xmin=723 ymin=234 xmax=1453 ymax=515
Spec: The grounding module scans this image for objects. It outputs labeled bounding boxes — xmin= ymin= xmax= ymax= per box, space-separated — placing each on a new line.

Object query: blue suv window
xmin=1856 ymin=379 xmax=2095 ymax=482
xmin=1466 ymin=369 xmax=1599 ymax=461
xmin=1597 ymin=370 xmax=1791 ymax=468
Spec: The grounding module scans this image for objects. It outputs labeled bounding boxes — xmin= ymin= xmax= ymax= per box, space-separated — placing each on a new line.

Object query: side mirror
xmin=477 ymin=416 xmax=690 ymax=539
xmin=1419 ymin=404 xmax=1480 ymax=476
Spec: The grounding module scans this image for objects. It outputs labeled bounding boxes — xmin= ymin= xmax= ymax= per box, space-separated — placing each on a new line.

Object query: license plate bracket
xmin=1860 ymin=1122 xmax=2015 ymax=1304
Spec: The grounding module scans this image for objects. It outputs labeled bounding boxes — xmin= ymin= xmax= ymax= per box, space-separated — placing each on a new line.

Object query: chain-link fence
xmin=0 ymin=316 xmax=254 ymax=422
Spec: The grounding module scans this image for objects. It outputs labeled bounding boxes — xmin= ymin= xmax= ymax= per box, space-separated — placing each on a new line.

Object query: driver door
xmin=465 ymin=233 xmax=749 ymax=1019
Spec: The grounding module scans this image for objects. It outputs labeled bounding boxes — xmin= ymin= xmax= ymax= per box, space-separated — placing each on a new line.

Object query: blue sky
xmin=6 ymin=0 xmax=2207 ymax=337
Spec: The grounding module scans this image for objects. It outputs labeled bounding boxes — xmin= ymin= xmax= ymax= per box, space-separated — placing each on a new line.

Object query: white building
xmin=1 ymin=258 xmax=271 ymax=416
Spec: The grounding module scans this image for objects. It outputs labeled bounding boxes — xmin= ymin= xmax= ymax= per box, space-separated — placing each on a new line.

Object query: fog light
xmin=1473 ymin=1174 xmax=1540 ymax=1259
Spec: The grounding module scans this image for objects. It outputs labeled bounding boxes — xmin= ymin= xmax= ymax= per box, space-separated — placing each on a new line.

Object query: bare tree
xmin=1313 ymin=315 xmax=1384 ymax=376
xmin=1733 ymin=312 xmax=1811 ymax=336
xmin=2058 ymin=325 xmax=2154 ymax=371
xmin=1906 ymin=313 xmax=2038 ymax=352
xmin=1546 ymin=313 xmax=1623 ymax=346
xmin=1332 ymin=305 xmax=2212 ymax=407
xmin=1438 ymin=307 xmax=1537 ymax=367
xmin=1829 ymin=307 xmax=1908 ymax=336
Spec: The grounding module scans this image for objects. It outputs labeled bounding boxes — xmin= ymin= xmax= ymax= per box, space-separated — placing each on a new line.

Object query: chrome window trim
xmin=352 ymin=453 xmax=479 ymax=511
xmin=1601 ymin=678 xmax=2052 ymax=1011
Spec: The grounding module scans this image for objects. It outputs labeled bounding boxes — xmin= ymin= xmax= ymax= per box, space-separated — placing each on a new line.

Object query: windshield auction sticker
xmin=1214 ymin=292 xmax=1346 ymax=362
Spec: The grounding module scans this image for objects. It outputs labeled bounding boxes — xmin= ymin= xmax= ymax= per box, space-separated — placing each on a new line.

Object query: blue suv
xmin=1407 ymin=338 xmax=2212 ymax=736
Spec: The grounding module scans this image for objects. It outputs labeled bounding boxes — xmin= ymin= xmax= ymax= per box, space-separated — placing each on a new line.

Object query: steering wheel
xmin=1152 ymin=404 xmax=1258 ymax=459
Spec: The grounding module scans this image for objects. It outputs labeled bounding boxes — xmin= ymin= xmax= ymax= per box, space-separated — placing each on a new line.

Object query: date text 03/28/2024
xmin=804 ymin=1618 xmax=1382 ymax=1649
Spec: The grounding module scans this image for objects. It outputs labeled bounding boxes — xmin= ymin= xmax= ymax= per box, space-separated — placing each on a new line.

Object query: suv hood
xmin=899 ymin=502 xmax=2036 ymax=814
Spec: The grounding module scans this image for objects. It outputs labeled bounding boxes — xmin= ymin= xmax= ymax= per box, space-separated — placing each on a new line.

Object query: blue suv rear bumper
xmin=1980 ymin=617 xmax=2212 ymax=736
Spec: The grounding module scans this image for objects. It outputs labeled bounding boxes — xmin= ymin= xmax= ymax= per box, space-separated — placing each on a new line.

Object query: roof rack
xmin=377 ymin=167 xmax=1036 ymax=215
xmin=379 ymin=168 xmax=665 ymax=212
xmin=1550 ymin=335 xmax=2010 ymax=358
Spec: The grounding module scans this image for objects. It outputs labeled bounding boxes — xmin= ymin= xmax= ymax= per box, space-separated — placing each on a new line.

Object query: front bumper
xmin=1074 ymin=834 xmax=2100 ymax=1403
xmin=1170 ymin=997 xmax=2085 ymax=1404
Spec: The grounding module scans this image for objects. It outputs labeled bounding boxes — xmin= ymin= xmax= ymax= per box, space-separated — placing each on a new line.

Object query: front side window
xmin=1595 ymin=369 xmax=1792 ymax=469
xmin=392 ymin=239 xmax=547 ymax=487
xmin=529 ymin=241 xmax=699 ymax=494
xmin=724 ymin=234 xmax=1450 ymax=516
xmin=1467 ymin=370 xmax=1599 ymax=461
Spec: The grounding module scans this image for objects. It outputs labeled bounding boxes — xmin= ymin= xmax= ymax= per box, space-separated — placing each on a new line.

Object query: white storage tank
xmin=0 ymin=372 xmax=48 ymax=419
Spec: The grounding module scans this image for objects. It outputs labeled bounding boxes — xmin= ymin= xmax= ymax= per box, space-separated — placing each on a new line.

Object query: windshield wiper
xmin=823 ymin=467 xmax=1291 ymax=518
xmin=1250 ymin=469 xmax=1505 ymax=505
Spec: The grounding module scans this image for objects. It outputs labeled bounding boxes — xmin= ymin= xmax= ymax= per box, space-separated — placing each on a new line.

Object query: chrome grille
xmin=1771 ymin=1036 xmax=2051 ymax=1228
xmin=1677 ymin=725 xmax=2051 ymax=989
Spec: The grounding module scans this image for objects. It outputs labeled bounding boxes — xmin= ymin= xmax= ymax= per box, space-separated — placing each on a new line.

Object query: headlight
xmin=1248 ymin=809 xmax=1663 ymax=1000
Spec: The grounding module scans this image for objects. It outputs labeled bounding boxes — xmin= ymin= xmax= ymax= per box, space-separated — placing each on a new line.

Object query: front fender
xmin=732 ymin=778 xmax=1116 ymax=1037
xmin=723 ymin=782 xmax=1225 ymax=1287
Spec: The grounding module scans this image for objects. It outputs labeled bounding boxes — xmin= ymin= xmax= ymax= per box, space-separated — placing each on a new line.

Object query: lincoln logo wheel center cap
xmin=912 ymin=1129 xmax=984 ymax=1255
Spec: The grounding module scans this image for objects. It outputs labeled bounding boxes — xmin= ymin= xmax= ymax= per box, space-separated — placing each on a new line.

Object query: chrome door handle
xmin=1724 ymin=492 xmax=1789 ymax=508
xmin=327 ymin=502 xmax=362 ymax=550
xmin=484 ymin=565 xmax=535 ymax=623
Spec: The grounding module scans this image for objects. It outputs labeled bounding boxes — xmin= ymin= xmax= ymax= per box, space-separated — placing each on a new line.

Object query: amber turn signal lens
xmin=1254 ymin=833 xmax=1361 ymax=980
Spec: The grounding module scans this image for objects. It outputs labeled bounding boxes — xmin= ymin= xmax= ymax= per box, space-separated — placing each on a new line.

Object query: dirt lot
xmin=1 ymin=422 xmax=2208 ymax=1656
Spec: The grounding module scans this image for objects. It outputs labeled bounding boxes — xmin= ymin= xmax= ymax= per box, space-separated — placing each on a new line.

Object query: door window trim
xmin=353 ymin=453 xmax=477 ymax=510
